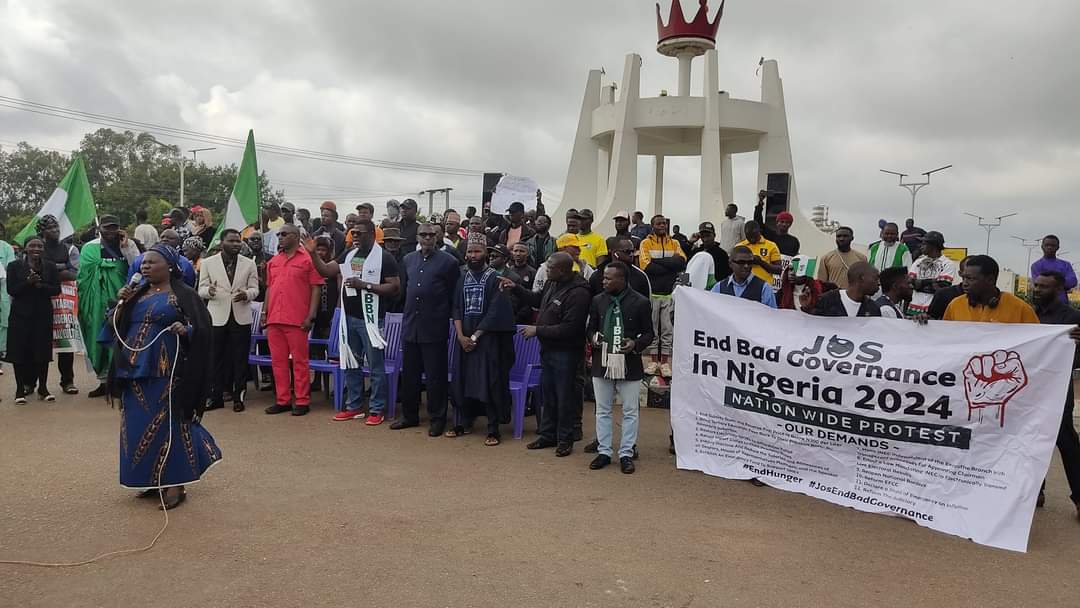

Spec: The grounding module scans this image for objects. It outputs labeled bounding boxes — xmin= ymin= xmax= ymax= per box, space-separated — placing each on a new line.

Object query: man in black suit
xmin=812 ymin=262 xmax=882 ymax=318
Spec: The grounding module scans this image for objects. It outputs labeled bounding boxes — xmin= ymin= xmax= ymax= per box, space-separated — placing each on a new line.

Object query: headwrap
xmin=36 ymin=214 xmax=60 ymax=234
xmin=776 ymin=211 xmax=794 ymax=223
xmin=149 ymin=242 xmax=182 ymax=275
xmin=183 ymin=236 xmax=207 ymax=255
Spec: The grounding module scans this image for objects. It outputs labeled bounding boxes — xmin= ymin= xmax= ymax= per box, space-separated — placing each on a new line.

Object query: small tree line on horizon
xmin=0 ymin=128 xmax=285 ymax=238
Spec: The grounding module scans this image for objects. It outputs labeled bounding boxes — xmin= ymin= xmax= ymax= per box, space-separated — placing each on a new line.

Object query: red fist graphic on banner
xmin=962 ymin=350 xmax=1029 ymax=427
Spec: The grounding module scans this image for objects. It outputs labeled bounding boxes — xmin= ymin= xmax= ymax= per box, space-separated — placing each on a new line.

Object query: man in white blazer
xmin=198 ymin=228 xmax=260 ymax=412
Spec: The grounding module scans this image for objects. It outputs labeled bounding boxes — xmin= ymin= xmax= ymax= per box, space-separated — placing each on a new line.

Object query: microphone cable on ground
xmin=0 ymin=302 xmax=180 ymax=568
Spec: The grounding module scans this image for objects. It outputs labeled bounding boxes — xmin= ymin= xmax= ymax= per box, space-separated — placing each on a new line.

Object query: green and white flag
xmin=212 ymin=130 xmax=261 ymax=245
xmin=15 ymin=156 xmax=96 ymax=245
xmin=791 ymin=255 xmax=817 ymax=278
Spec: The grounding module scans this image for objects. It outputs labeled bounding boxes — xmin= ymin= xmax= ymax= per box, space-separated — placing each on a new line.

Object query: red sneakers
xmin=364 ymin=414 xmax=385 ymax=426
xmin=332 ymin=410 xmax=366 ymax=422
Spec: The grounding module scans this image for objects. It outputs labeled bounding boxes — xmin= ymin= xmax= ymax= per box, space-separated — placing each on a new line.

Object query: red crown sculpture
xmin=656 ymin=0 xmax=724 ymax=44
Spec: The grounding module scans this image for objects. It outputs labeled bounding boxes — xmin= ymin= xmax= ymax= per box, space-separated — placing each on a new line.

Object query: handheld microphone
xmin=117 ymin=272 xmax=143 ymax=308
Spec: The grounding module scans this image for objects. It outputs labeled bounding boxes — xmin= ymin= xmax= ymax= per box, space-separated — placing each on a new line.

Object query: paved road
xmin=1 ymin=367 xmax=1078 ymax=607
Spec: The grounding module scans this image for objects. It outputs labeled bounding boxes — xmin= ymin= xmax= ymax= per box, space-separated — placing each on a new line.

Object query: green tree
xmin=0 ymin=142 xmax=72 ymax=218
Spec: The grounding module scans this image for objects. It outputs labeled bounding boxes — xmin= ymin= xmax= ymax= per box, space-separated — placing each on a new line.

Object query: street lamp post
xmin=964 ymin=212 xmax=1017 ymax=255
xmin=879 ymin=165 xmax=952 ymax=224
xmin=181 ymin=148 xmax=216 ymax=208
xmin=1012 ymin=236 xmax=1040 ymax=274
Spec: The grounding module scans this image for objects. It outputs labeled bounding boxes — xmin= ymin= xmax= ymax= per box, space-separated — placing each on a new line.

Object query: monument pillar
xmin=699 ymin=49 xmax=723 ymax=224
xmin=651 ymin=156 xmax=665 ymax=215
xmin=598 ymin=53 xmax=641 ymax=225
xmin=677 ymin=53 xmax=693 ymax=96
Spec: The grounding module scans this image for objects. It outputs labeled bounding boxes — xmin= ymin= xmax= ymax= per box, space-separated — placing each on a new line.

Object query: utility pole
xmin=419 ymin=188 xmax=453 ymax=218
xmin=1011 ymin=236 xmax=1040 ymax=274
xmin=879 ymin=165 xmax=952 ymax=224
xmin=181 ymin=147 xmax=215 ymax=209
xmin=149 ymin=138 xmax=215 ymax=208
xmin=964 ymin=212 xmax=1017 ymax=255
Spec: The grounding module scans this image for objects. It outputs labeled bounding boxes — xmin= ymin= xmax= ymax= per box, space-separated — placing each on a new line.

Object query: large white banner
xmin=672 ymin=287 xmax=1074 ymax=552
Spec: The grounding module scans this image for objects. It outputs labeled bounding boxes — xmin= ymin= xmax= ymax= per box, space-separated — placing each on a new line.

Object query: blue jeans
xmin=344 ymin=315 xmax=387 ymax=415
xmin=592 ymin=377 xmax=641 ymax=459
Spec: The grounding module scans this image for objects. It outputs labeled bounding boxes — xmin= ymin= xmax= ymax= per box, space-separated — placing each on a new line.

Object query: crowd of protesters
xmin=1 ymin=192 xmax=1079 ymax=514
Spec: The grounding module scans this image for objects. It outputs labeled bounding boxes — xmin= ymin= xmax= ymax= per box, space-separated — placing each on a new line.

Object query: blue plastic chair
xmin=247 ymin=304 xmax=272 ymax=370
xmin=309 ymin=308 xmax=344 ymax=410
xmin=509 ymin=327 xmax=542 ymax=439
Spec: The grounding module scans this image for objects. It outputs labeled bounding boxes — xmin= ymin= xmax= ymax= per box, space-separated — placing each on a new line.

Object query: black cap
xmin=698 ymin=221 xmax=716 ymax=234
xmin=487 ymin=244 xmax=511 ymax=259
xmin=99 ymin=215 xmax=120 ymax=227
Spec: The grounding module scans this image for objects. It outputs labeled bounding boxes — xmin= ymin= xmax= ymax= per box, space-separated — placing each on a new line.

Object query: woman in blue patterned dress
xmin=106 ymin=243 xmax=220 ymax=509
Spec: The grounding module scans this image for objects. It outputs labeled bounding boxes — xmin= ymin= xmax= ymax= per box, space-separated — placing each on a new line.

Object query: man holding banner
xmin=38 ymin=215 xmax=82 ymax=394
xmin=672 ymin=279 xmax=1075 ymax=551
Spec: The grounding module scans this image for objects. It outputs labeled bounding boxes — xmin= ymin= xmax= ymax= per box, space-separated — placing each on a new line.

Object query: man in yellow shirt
xmin=575 ymin=209 xmax=608 ymax=268
xmin=736 ymin=220 xmax=781 ymax=284
xmin=943 ymin=255 xmax=1038 ymax=323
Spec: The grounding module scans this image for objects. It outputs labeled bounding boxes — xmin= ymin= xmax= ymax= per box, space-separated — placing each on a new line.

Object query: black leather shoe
xmin=584 ymin=439 xmax=599 ymax=453
xmin=526 ymin=438 xmax=556 ymax=450
xmin=264 ymin=404 xmax=292 ymax=415
xmin=390 ymin=419 xmax=419 ymax=430
xmin=233 ymin=402 xmax=245 ymax=413
xmin=589 ymin=455 xmax=611 ymax=470
xmin=555 ymin=443 xmax=573 ymax=457
xmin=205 ymin=400 xmax=225 ymax=411
xmin=291 ymin=405 xmax=310 ymax=416
xmin=428 ymin=426 xmax=445 ymax=437
xmin=87 ymin=383 xmax=109 ymax=398
xmin=620 ymin=456 xmax=635 ymax=474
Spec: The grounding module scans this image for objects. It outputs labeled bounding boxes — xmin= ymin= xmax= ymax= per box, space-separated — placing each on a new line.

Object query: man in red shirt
xmin=261 ymin=224 xmax=324 ymax=416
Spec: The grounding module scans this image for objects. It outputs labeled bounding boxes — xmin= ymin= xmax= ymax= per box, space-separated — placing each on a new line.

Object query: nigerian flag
xmin=15 ymin=156 xmax=96 ymax=245
xmin=212 ymin=130 xmax=261 ymax=245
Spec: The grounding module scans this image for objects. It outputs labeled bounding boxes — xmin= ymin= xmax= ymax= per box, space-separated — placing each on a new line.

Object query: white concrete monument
xmin=551 ymin=0 xmax=832 ymax=254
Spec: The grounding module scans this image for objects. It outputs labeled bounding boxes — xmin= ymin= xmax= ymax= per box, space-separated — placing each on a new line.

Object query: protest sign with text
xmin=671 ymin=287 xmax=1074 ymax=552
xmin=489 ymin=175 xmax=538 ymax=215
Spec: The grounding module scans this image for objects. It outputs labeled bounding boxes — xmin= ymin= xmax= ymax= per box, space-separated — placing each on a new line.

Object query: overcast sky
xmin=2 ymin=0 xmax=1078 ymax=272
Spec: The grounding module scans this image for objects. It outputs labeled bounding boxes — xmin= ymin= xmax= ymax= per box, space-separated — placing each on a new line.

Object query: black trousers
xmin=538 ymin=348 xmax=583 ymax=445
xmin=14 ymin=362 xmax=48 ymax=396
xmin=401 ymin=340 xmax=449 ymax=429
xmin=1056 ymin=391 xmax=1080 ymax=505
xmin=211 ymin=318 xmax=251 ymax=404
xmin=56 ymin=352 xmax=74 ymax=387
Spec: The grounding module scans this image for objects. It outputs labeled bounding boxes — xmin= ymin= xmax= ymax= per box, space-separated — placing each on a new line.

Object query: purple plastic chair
xmin=509 ymin=327 xmax=542 ymax=439
xmin=375 ymin=313 xmax=404 ymax=419
xmin=308 ymin=308 xmax=344 ymax=410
